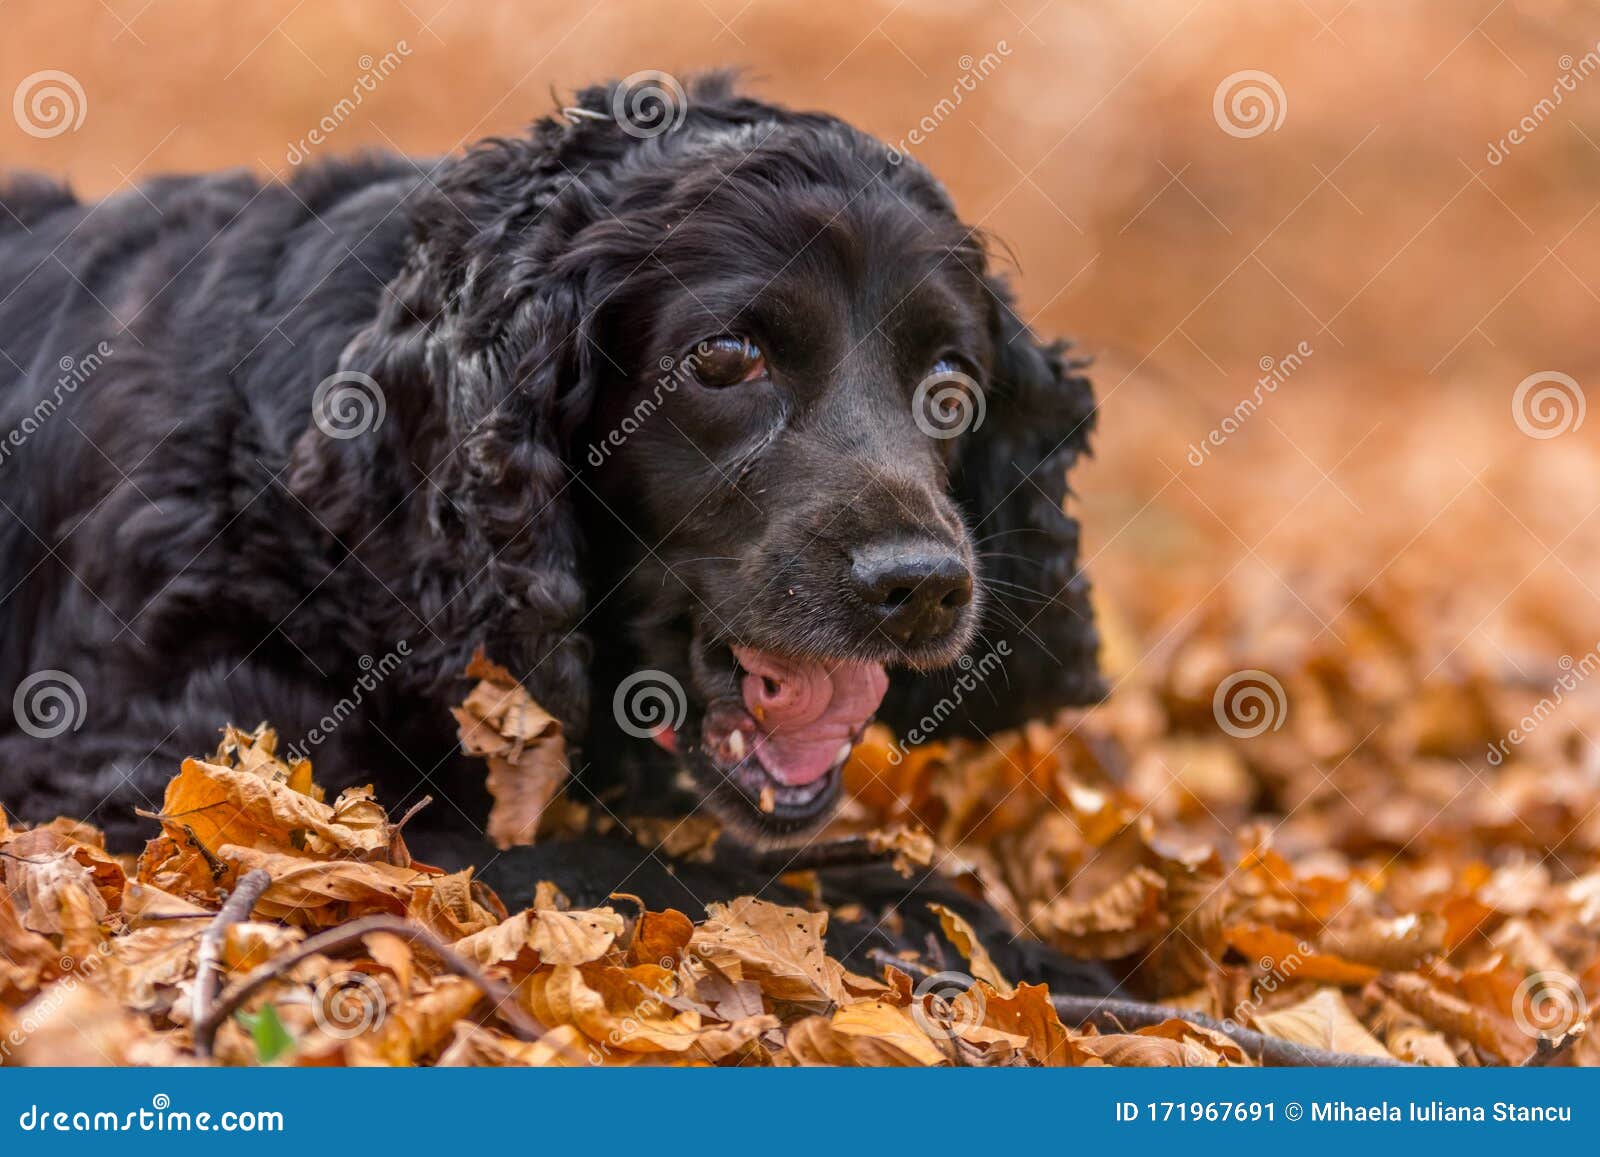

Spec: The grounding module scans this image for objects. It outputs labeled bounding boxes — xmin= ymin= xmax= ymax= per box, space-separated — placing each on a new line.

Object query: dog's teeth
xmin=837 ymin=741 xmax=854 ymax=765
xmin=728 ymin=730 xmax=747 ymax=759
xmin=758 ymin=785 xmax=775 ymax=813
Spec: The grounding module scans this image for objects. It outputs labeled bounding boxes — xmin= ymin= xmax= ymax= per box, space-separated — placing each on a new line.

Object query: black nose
xmin=849 ymin=539 xmax=973 ymax=646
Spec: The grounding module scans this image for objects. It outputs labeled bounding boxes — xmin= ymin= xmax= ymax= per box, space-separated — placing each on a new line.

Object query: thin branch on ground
xmin=193 ymin=913 xmax=552 ymax=1058
xmin=191 ymin=868 xmax=272 ymax=1060
xmin=1050 ymin=993 xmax=1412 ymax=1068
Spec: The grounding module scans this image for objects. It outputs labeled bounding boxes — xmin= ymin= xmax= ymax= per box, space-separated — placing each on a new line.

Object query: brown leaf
xmin=436 ymin=1023 xmax=605 ymax=1067
xmin=522 ymin=963 xmax=776 ymax=1060
xmin=1380 ymin=973 xmax=1518 ymax=1062
xmin=689 ymin=897 xmax=847 ymax=1005
xmin=217 ymin=845 xmax=416 ymax=926
xmin=1075 ymin=1018 xmax=1249 ymax=1067
xmin=1249 ymin=988 xmax=1396 ymax=1059
xmin=8 ymin=985 xmax=180 ymax=1066
xmin=343 ymin=975 xmax=484 ymax=1066
xmin=455 ymin=906 xmax=624 ymax=968
xmin=0 ymin=887 xmax=59 ymax=1001
xmin=1036 ymin=865 xmax=1167 ymax=959
xmin=784 ymin=1002 xmax=946 ymax=1066
xmin=152 ymin=757 xmax=388 ymax=858
xmin=1224 ymin=924 xmax=1378 ymax=986
xmin=928 ymin=903 xmax=1013 ymax=994
xmin=453 ymin=649 xmax=568 ymax=849
xmin=972 ymin=982 xmax=1083 ymax=1066
xmin=630 ymin=907 xmax=695 ymax=967
xmin=866 ymin=825 xmax=935 ymax=875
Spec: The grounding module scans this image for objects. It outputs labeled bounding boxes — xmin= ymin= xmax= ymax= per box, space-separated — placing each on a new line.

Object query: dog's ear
xmin=287 ymin=136 xmax=605 ymax=731
xmin=879 ymin=277 xmax=1104 ymax=740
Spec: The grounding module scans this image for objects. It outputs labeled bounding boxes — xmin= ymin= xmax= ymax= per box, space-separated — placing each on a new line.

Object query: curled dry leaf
xmin=865 ymin=824 xmax=935 ymax=875
xmin=150 ymin=755 xmax=388 ymax=861
xmin=1380 ymin=973 xmax=1519 ymax=1062
xmin=454 ymin=905 xmax=624 ymax=967
xmin=928 ymin=903 xmax=1013 ymax=995
xmin=452 ymin=650 xmax=568 ymax=849
xmin=783 ymin=1001 xmax=947 ymax=1067
xmin=1248 ymin=988 xmax=1396 ymax=1060
xmin=1036 ymin=864 xmax=1166 ymax=959
xmin=217 ymin=845 xmax=417 ymax=927
xmin=689 ymin=897 xmax=848 ymax=1006
xmin=1075 ymin=1019 xmax=1250 ymax=1067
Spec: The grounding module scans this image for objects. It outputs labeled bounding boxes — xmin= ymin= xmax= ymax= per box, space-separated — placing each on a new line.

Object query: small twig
xmin=193 ymin=914 xmax=550 ymax=1058
xmin=873 ymin=949 xmax=1403 ymax=1066
xmin=869 ymin=947 xmax=929 ymax=976
xmin=1521 ymin=1026 xmax=1585 ymax=1067
xmin=1052 ymin=994 xmax=1412 ymax=1068
xmin=191 ymin=869 xmax=272 ymax=1060
xmin=392 ymin=796 xmax=433 ymax=831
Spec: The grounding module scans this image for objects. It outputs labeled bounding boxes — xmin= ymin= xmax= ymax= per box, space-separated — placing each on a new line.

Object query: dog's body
xmin=0 ymin=78 xmax=1102 ymax=863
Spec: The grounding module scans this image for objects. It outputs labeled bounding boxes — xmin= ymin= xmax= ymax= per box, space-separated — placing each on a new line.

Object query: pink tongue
xmin=732 ymin=646 xmax=888 ymax=786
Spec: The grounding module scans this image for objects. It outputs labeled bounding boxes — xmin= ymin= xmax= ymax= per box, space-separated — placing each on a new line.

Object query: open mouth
xmin=653 ymin=644 xmax=889 ymax=828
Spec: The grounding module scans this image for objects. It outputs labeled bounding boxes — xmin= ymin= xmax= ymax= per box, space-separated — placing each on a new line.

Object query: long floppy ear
xmin=286 ymin=132 xmax=608 ymax=733
xmin=879 ymin=277 xmax=1104 ymax=738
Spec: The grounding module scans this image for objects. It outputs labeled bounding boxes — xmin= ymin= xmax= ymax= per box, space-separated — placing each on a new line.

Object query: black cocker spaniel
xmin=0 ymin=74 xmax=1102 ymax=865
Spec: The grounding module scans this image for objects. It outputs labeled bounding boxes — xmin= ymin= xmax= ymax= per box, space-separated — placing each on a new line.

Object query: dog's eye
xmin=930 ymin=355 xmax=975 ymax=380
xmin=690 ymin=336 xmax=767 ymax=388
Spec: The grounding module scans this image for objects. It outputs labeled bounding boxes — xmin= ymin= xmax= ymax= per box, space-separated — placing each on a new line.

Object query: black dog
xmin=0 ymin=75 xmax=1101 ymax=867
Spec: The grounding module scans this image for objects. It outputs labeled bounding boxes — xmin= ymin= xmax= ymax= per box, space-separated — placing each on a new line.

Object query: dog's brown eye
xmin=691 ymin=336 xmax=766 ymax=388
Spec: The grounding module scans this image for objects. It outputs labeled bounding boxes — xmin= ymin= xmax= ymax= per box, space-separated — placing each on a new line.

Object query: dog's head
xmin=331 ymin=75 xmax=1102 ymax=841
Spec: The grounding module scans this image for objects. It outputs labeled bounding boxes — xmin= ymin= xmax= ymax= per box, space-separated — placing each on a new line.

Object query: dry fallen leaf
xmin=1249 ymin=988 xmax=1396 ymax=1059
xmin=689 ymin=897 xmax=848 ymax=1006
xmin=452 ymin=649 xmax=568 ymax=849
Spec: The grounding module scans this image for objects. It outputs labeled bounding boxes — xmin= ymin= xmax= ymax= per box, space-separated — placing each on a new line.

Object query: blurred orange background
xmin=6 ymin=0 xmax=1600 ymax=671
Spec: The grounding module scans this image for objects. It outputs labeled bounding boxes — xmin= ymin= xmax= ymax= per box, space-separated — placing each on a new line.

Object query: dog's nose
xmin=849 ymin=539 xmax=973 ymax=645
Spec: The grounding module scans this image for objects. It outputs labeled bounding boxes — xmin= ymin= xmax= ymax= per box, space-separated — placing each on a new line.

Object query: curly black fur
xmin=0 ymin=75 xmax=1101 ymax=853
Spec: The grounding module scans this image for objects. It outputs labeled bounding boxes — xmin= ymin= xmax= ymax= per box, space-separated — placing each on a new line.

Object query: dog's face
xmin=583 ymin=147 xmax=990 ymax=834
xmin=555 ymin=108 xmax=1100 ymax=843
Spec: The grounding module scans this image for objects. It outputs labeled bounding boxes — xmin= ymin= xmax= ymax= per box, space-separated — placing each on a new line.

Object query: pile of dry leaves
xmin=3 ymin=580 xmax=1598 ymax=1066
xmin=827 ymin=578 xmax=1600 ymax=1067
xmin=0 ymin=721 xmax=1207 ymax=1068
